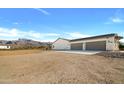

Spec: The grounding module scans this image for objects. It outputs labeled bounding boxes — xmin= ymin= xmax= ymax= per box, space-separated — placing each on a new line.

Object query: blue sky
xmin=0 ymin=8 xmax=124 ymax=42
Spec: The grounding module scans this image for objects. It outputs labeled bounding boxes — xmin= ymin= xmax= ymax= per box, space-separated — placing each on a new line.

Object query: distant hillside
xmin=0 ymin=38 xmax=52 ymax=50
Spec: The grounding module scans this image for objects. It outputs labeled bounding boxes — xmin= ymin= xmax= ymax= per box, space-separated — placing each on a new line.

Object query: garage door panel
xmin=71 ymin=43 xmax=82 ymax=50
xmin=86 ymin=41 xmax=106 ymax=51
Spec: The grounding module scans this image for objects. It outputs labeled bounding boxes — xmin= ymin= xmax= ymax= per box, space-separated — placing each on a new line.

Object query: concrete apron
xmin=55 ymin=50 xmax=102 ymax=55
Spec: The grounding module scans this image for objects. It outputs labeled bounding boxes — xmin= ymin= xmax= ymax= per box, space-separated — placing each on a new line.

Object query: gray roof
xmin=70 ymin=33 xmax=123 ymax=42
xmin=52 ymin=38 xmax=70 ymax=44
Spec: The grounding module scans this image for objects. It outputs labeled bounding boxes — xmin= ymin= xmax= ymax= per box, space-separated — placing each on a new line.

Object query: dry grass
xmin=0 ymin=50 xmax=124 ymax=84
xmin=0 ymin=49 xmax=43 ymax=56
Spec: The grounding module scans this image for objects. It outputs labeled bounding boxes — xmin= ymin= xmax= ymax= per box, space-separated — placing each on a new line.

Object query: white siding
xmin=70 ymin=37 xmax=119 ymax=51
xmin=52 ymin=39 xmax=70 ymax=50
xmin=0 ymin=46 xmax=11 ymax=49
xmin=106 ymin=37 xmax=119 ymax=51
xmin=52 ymin=35 xmax=120 ymax=51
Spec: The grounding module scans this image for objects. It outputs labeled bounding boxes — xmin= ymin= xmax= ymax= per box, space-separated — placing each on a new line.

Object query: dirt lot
xmin=0 ymin=49 xmax=42 ymax=56
xmin=0 ymin=50 xmax=124 ymax=84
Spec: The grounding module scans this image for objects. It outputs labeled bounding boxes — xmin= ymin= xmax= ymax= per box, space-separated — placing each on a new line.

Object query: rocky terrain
xmin=96 ymin=51 xmax=124 ymax=58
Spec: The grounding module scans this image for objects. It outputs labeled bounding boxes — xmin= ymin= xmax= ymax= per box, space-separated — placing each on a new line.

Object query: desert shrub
xmin=10 ymin=45 xmax=51 ymax=50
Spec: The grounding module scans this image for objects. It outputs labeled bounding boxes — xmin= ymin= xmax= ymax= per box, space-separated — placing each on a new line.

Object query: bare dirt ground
xmin=0 ymin=50 xmax=124 ymax=84
xmin=0 ymin=49 xmax=42 ymax=56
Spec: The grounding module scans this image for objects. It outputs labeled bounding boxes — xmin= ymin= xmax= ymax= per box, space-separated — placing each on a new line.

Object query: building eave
xmin=52 ymin=38 xmax=70 ymax=44
xmin=70 ymin=33 xmax=122 ymax=42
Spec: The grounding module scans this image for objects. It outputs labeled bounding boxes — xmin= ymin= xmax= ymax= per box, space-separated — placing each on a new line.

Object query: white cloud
xmin=0 ymin=28 xmax=19 ymax=37
xmin=27 ymin=31 xmax=59 ymax=38
xmin=119 ymin=33 xmax=124 ymax=42
xmin=33 ymin=8 xmax=50 ymax=15
xmin=36 ymin=39 xmax=56 ymax=42
xmin=65 ymin=32 xmax=90 ymax=39
xmin=13 ymin=22 xmax=19 ymax=25
xmin=105 ymin=9 xmax=124 ymax=24
xmin=111 ymin=17 xmax=124 ymax=23
xmin=0 ymin=27 xmax=91 ymax=42
xmin=0 ymin=27 xmax=59 ymax=42
xmin=105 ymin=17 xmax=124 ymax=24
xmin=104 ymin=22 xmax=112 ymax=24
xmin=120 ymin=39 xmax=124 ymax=42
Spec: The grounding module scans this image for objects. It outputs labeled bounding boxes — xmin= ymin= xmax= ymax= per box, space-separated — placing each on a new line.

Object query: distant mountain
xmin=0 ymin=38 xmax=52 ymax=48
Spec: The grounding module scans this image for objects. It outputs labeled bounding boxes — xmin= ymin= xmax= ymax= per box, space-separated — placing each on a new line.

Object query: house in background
xmin=0 ymin=45 xmax=11 ymax=49
xmin=52 ymin=33 xmax=123 ymax=51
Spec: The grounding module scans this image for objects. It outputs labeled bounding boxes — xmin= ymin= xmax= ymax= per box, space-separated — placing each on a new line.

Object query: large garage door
xmin=71 ymin=43 xmax=82 ymax=50
xmin=86 ymin=41 xmax=106 ymax=51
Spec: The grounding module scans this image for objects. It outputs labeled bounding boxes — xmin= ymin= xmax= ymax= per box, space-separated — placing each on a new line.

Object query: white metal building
xmin=52 ymin=33 xmax=123 ymax=51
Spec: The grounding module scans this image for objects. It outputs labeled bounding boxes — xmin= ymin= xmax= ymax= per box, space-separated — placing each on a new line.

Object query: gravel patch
xmin=96 ymin=51 xmax=124 ymax=58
